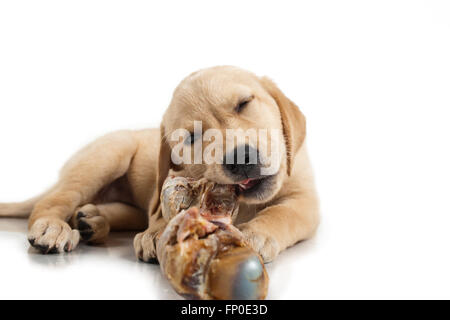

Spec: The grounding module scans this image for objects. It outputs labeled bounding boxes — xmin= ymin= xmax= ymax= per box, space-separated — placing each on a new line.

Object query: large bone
xmin=157 ymin=176 xmax=269 ymax=300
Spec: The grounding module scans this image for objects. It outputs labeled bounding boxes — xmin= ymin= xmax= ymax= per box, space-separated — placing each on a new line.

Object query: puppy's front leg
xmin=28 ymin=131 xmax=138 ymax=254
xmin=239 ymin=193 xmax=320 ymax=263
xmin=134 ymin=212 xmax=166 ymax=263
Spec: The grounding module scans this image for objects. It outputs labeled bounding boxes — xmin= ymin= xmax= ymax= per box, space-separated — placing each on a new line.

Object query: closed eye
xmin=235 ymin=96 xmax=254 ymax=113
xmin=184 ymin=132 xmax=201 ymax=145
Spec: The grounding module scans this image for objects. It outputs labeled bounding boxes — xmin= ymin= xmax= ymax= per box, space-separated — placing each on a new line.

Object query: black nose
xmin=223 ymin=145 xmax=260 ymax=178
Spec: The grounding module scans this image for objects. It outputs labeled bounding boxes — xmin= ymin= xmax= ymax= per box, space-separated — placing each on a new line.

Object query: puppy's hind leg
xmin=28 ymin=131 xmax=139 ymax=254
xmin=70 ymin=204 xmax=110 ymax=244
xmin=70 ymin=202 xmax=147 ymax=244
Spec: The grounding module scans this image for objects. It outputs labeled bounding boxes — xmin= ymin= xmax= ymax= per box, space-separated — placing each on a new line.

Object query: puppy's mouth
xmin=232 ymin=175 xmax=276 ymax=200
xmin=237 ymin=178 xmax=261 ymax=191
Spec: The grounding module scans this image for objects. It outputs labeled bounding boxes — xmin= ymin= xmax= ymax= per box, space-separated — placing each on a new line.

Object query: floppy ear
xmin=148 ymin=124 xmax=172 ymax=216
xmin=259 ymin=77 xmax=306 ymax=176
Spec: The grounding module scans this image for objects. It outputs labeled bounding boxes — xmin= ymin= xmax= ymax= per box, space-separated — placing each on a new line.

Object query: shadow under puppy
xmin=0 ymin=66 xmax=320 ymax=263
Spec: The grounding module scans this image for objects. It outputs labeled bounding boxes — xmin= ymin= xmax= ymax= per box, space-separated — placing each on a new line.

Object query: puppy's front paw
xmin=239 ymin=224 xmax=280 ymax=263
xmin=134 ymin=229 xmax=159 ymax=264
xmin=28 ymin=217 xmax=80 ymax=254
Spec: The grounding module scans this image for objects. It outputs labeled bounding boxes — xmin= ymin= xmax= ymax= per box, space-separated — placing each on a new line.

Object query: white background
xmin=0 ymin=0 xmax=449 ymax=299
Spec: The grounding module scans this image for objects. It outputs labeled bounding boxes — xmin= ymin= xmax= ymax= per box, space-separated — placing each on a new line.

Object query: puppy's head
xmin=153 ymin=66 xmax=305 ymax=212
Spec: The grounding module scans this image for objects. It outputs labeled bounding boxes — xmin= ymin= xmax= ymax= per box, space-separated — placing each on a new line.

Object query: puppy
xmin=0 ymin=66 xmax=319 ymax=263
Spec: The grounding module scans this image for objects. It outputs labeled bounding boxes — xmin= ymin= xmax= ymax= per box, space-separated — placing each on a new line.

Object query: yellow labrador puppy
xmin=0 ymin=66 xmax=319 ymax=263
